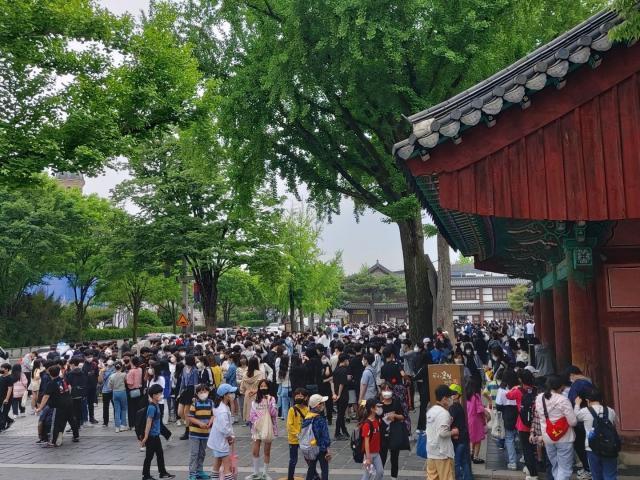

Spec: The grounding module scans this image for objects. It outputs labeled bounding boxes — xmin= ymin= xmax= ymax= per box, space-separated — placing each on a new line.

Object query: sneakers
xmin=507 ymin=463 xmax=517 ymax=470
xmin=41 ymin=442 xmax=57 ymax=448
xmin=525 ymin=476 xmax=538 ymax=480
xmin=158 ymin=473 xmax=176 ymax=479
xmin=175 ymin=419 xmax=181 ymax=426
xmin=115 ymin=427 xmax=120 ymax=433
xmin=89 ymin=418 xmax=99 ymax=424
xmin=141 ymin=476 xmax=157 ymax=480
xmin=577 ymin=470 xmax=592 ymax=480
xmin=472 ymin=458 xmax=485 ymax=464
xmin=523 ymin=466 xmax=530 ymax=475
xmin=195 ymin=472 xmax=210 ymax=479
xmin=72 ymin=437 xmax=79 ymax=443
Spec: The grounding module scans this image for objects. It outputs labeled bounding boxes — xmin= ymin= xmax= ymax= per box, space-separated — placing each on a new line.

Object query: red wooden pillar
xmin=539 ymin=290 xmax=555 ymax=348
xmin=568 ymin=276 xmax=601 ymax=385
xmin=553 ymin=281 xmax=571 ymax=370
xmin=533 ymin=295 xmax=541 ymax=340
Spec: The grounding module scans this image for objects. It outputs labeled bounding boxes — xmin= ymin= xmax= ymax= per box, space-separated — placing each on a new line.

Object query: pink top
xmin=466 ymin=393 xmax=486 ymax=443
xmin=12 ymin=374 xmax=28 ymax=398
xmin=249 ymin=395 xmax=278 ymax=437
xmin=126 ymin=367 xmax=143 ymax=389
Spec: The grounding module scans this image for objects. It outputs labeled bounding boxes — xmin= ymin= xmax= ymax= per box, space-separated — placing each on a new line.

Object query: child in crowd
xmin=188 ymin=384 xmax=215 ymax=480
xmin=208 ymin=383 xmax=237 ymax=480
xmin=449 ymin=384 xmax=473 ymax=480
xmin=361 ymin=398 xmax=383 ymax=480
xmin=141 ymin=384 xmax=175 ymax=480
xmin=286 ymin=388 xmax=309 ymax=480
xmin=249 ymin=379 xmax=278 ymax=479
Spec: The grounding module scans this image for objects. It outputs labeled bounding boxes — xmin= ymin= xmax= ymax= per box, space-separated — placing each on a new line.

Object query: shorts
xmin=179 ymin=386 xmax=195 ymax=405
xmin=348 ymin=390 xmax=356 ymax=404
xmin=212 ymin=449 xmax=230 ymax=458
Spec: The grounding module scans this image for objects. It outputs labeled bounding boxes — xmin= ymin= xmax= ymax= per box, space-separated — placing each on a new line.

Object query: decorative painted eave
xmin=392 ymin=8 xmax=622 ymax=162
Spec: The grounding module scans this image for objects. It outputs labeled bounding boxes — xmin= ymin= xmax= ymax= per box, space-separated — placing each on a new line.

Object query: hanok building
xmin=394 ymin=9 xmax=640 ymax=449
xmin=343 ymin=261 xmax=527 ymax=325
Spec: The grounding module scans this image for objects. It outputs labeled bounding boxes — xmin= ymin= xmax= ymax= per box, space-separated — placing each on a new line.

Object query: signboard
xmin=176 ymin=313 xmax=190 ymax=327
xmin=428 ymin=364 xmax=465 ymax=404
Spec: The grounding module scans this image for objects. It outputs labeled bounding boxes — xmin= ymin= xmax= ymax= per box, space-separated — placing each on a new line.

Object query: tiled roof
xmin=393 ymin=8 xmax=620 ymax=162
xmin=451 ymin=277 xmax=529 ymax=287
xmin=343 ymin=302 xmax=408 ymax=310
xmin=452 ymin=302 xmax=511 ymax=311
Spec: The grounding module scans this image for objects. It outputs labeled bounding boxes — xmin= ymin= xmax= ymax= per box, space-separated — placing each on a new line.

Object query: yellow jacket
xmin=286 ymin=404 xmax=309 ymax=445
xmin=211 ymin=366 xmax=223 ymax=388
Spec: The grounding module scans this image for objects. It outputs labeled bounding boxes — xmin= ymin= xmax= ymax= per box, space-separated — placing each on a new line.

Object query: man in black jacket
xmin=66 ymin=357 xmax=87 ymax=427
xmin=82 ymin=351 xmax=100 ymax=424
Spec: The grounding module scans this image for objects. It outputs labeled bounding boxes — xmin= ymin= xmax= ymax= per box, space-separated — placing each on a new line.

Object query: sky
xmin=90 ymin=0 xmax=439 ymax=274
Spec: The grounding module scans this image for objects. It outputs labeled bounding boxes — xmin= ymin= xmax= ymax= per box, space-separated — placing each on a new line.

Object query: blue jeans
xmin=504 ymin=429 xmax=517 ymax=465
xmin=587 ymin=451 xmax=618 ymax=480
xmin=112 ymin=391 xmax=128 ymax=428
xmin=454 ymin=442 xmax=474 ymax=480
xmin=278 ymin=385 xmax=291 ymax=418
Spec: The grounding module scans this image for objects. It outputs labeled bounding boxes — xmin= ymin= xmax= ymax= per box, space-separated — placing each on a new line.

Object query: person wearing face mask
xmin=359 ymin=353 xmax=378 ymax=404
xmin=378 ymin=383 xmax=408 ymax=480
xmin=65 ymin=357 xmax=87 ymax=428
xmin=448 ymin=383 xmax=472 ymax=480
xmin=248 ymin=379 xmax=278 ymax=479
xmin=140 ymin=384 xmax=176 ymax=480
xmin=187 ymin=384 xmax=215 ymax=480
xmin=99 ymin=359 xmax=116 ymax=427
xmin=178 ymin=355 xmax=200 ymax=440
xmin=286 ymin=388 xmax=310 ymax=480
xmin=319 ymin=355 xmax=334 ymax=426
xmin=302 ymin=394 xmax=332 ymax=480
xmin=195 ymin=357 xmax=212 ymax=388
xmin=331 ymin=354 xmax=350 ymax=440
xmin=208 ymin=383 xmax=237 ymax=480
xmin=145 ymin=363 xmax=171 ymax=444
xmin=82 ymin=352 xmax=100 ymax=425
xmin=360 ymin=398 xmax=384 ymax=480
xmin=426 ymin=385 xmax=457 ymax=480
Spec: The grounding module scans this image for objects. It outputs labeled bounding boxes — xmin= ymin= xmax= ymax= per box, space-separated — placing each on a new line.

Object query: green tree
xmin=148 ymin=274 xmax=183 ymax=333
xmin=0 ymin=1 xmax=200 ymax=184
xmin=0 ymin=178 xmax=72 ymax=318
xmin=193 ymin=0 xmax=603 ymax=342
xmin=507 ymin=284 xmax=529 ymax=313
xmin=114 ymin=96 xmax=283 ymax=333
xmin=456 ymin=255 xmax=474 ymax=266
xmin=611 ymin=0 xmax=640 ymax=41
xmin=59 ymin=191 xmax=124 ymax=340
xmin=217 ymin=268 xmax=257 ymax=326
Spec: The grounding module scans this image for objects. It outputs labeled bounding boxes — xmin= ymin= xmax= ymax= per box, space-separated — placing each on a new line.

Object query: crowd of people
xmin=0 ymin=318 xmax=621 ymax=480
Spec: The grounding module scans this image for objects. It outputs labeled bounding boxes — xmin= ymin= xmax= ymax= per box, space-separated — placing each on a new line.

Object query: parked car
xmin=265 ymin=322 xmax=284 ymax=334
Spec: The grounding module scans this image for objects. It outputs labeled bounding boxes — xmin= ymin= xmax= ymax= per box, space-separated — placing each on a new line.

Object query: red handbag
xmin=542 ymin=396 xmax=570 ymax=441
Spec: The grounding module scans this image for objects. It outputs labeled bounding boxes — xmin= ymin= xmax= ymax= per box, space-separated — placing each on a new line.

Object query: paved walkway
xmin=1 ymin=401 xmax=638 ymax=480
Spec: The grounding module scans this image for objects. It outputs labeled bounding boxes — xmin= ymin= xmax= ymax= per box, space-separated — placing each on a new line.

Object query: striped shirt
xmin=188 ymin=398 xmax=214 ymax=439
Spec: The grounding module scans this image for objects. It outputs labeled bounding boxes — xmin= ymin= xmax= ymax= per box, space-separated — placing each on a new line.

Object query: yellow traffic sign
xmin=176 ymin=313 xmax=190 ymax=327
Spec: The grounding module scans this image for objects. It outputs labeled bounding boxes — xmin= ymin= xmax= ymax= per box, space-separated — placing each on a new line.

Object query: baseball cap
xmin=435 ymin=384 xmax=456 ymax=401
xmin=524 ymin=365 xmax=539 ymax=374
xmin=217 ymin=383 xmax=238 ymax=397
xmin=308 ymin=394 xmax=328 ymax=409
xmin=449 ymin=383 xmax=462 ymax=395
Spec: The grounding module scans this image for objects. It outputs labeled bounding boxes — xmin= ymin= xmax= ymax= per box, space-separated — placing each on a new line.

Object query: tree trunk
xmin=198 ymin=268 xmax=220 ymax=334
xmin=132 ymin=309 xmax=139 ymax=343
xmin=397 ymin=216 xmax=434 ymax=344
xmin=289 ymin=283 xmax=296 ymax=332
xmin=436 ymin=234 xmax=454 ymax=336
xmin=75 ymin=305 xmax=84 ymax=342
xmin=298 ymin=306 xmax=304 ymax=332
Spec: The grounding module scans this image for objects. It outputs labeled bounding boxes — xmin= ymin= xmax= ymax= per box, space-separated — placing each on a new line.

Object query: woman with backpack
xmin=532 ymin=375 xmax=577 ymax=480
xmin=574 ymin=388 xmax=619 ymax=480
xmin=248 ymin=379 xmax=277 ymax=479
xmin=506 ymin=369 xmax=538 ymax=480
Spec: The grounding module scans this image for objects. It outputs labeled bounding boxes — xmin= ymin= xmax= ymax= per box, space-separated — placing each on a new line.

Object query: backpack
xmin=135 ymin=403 xmax=157 ymax=440
xmin=519 ymin=387 xmax=536 ymax=428
xmin=588 ymin=406 xmax=621 ymax=458
xmin=298 ymin=419 xmax=319 ymax=461
xmin=350 ymin=419 xmax=373 ymax=463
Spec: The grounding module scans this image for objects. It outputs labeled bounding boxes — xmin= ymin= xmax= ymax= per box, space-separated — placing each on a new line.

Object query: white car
xmin=265 ymin=322 xmax=284 ymax=334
